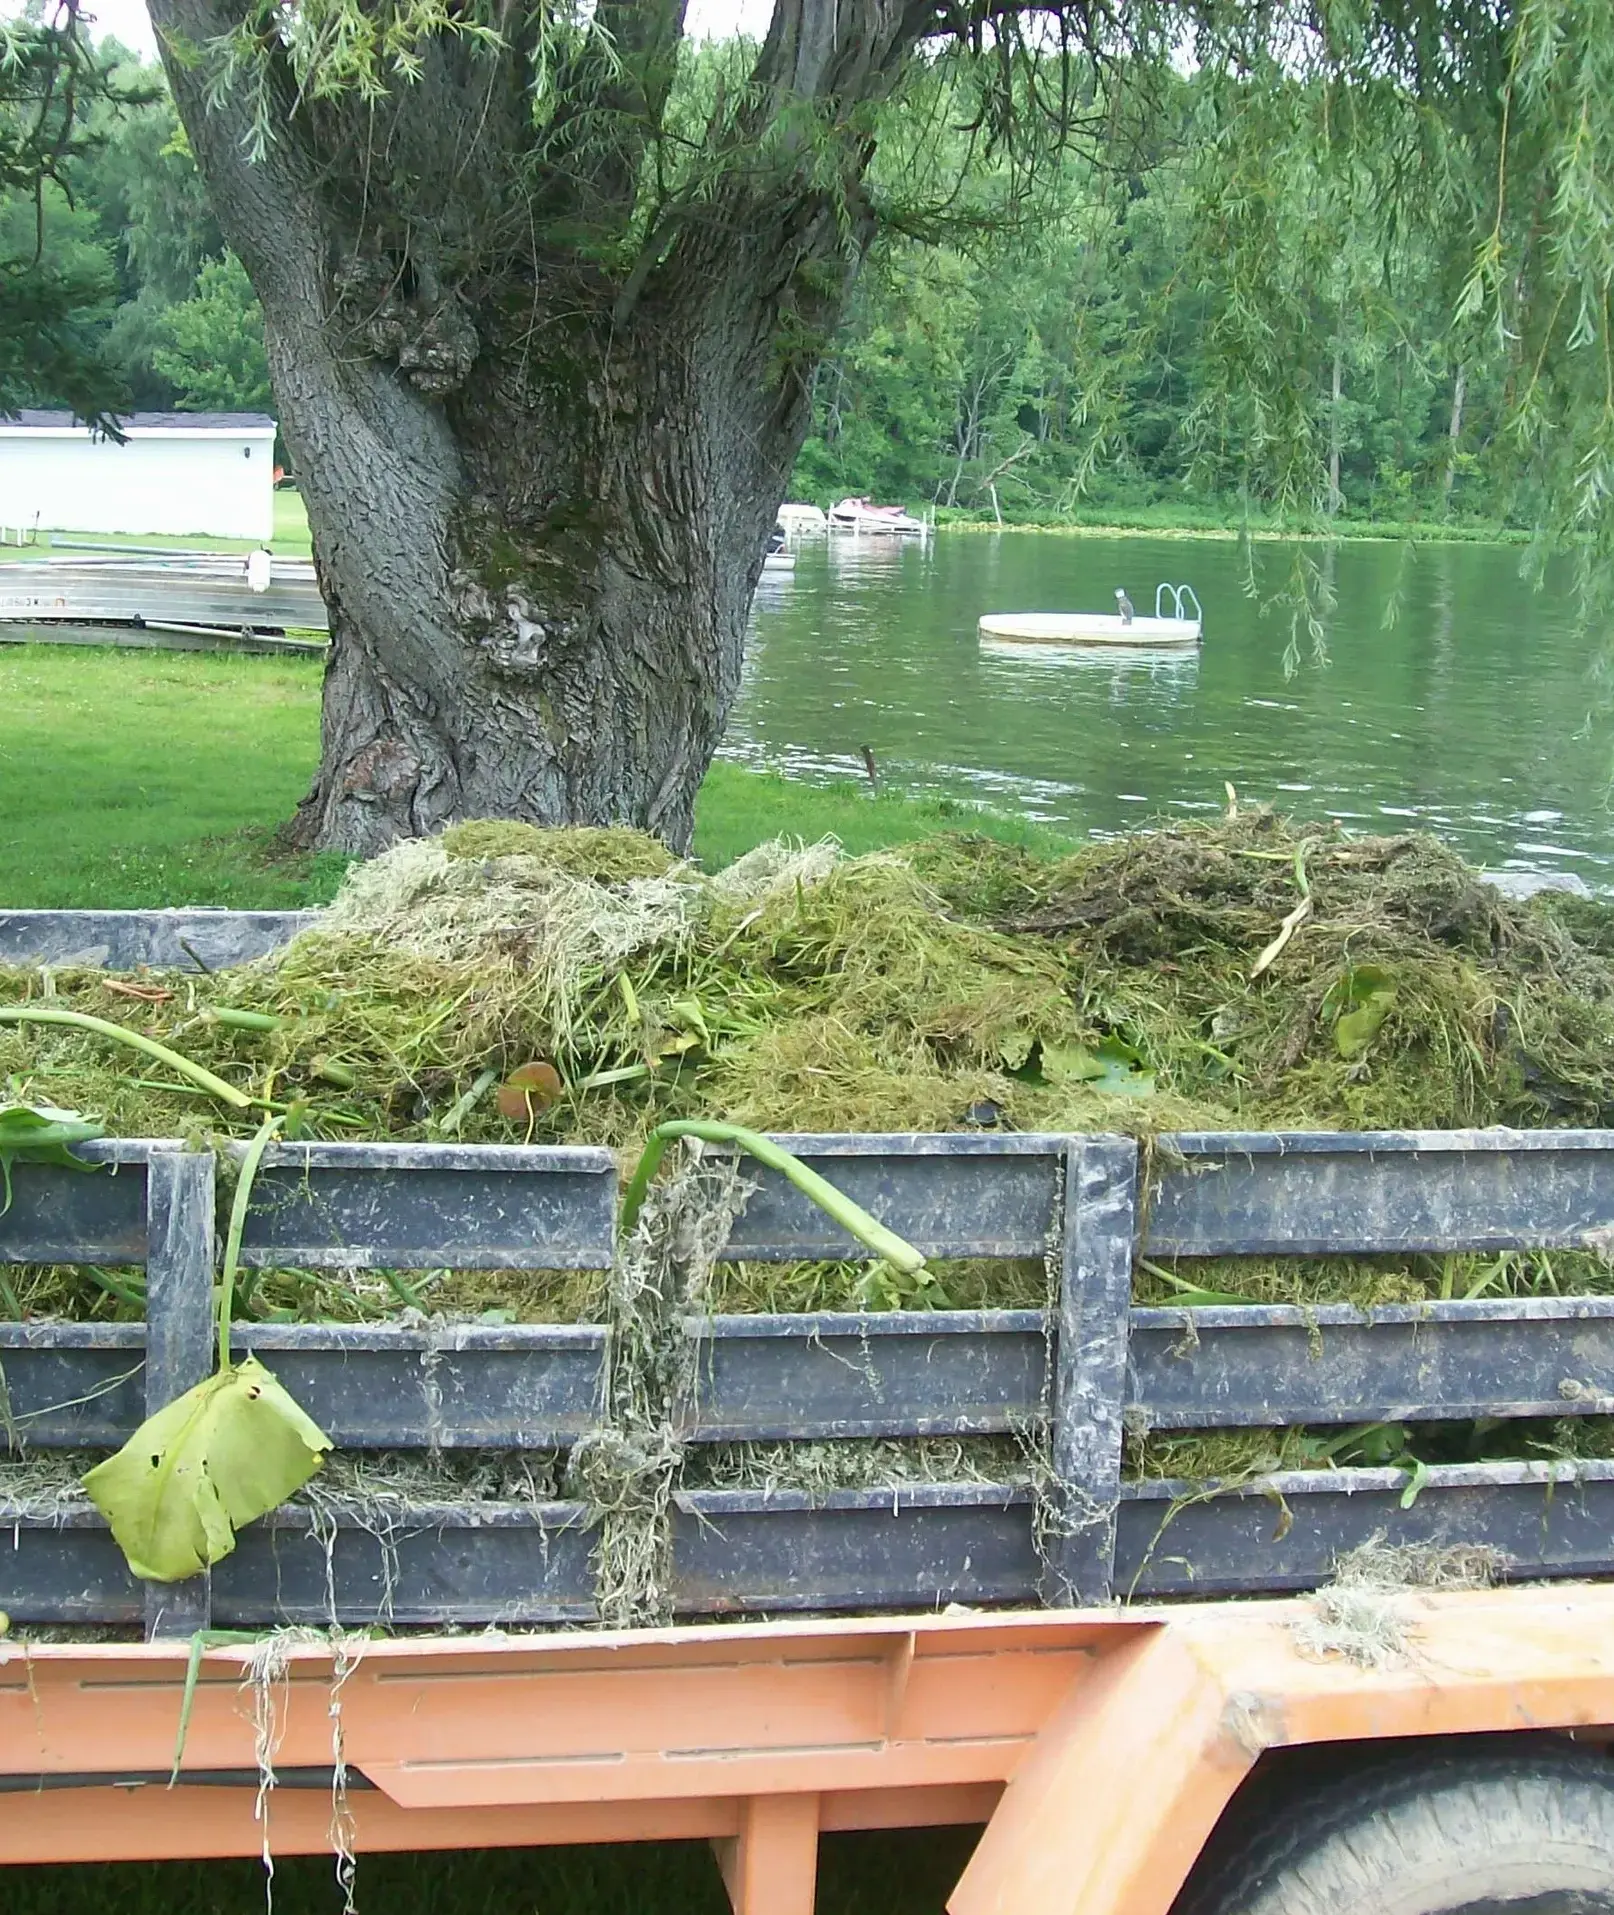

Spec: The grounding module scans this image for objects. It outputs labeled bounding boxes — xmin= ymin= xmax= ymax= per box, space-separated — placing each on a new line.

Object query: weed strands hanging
xmin=568 ymin=1145 xmax=750 ymax=1627
xmin=9 ymin=811 xmax=1614 ymax=1530
xmin=4 ymin=810 xmax=1614 ymax=1322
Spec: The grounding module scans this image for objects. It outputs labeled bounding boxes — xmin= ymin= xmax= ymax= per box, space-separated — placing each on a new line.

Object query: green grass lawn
xmin=0 ymin=645 xmax=1069 ymax=909
xmin=0 ymin=647 xmax=334 ymax=907
xmin=0 ymin=489 xmax=313 ymax=564
xmin=7 ymin=1827 xmax=982 ymax=1915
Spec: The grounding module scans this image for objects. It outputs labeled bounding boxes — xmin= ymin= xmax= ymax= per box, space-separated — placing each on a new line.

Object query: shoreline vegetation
xmin=0 ymin=490 xmax=1528 ymax=567
xmin=932 ymin=508 xmax=1524 ymax=544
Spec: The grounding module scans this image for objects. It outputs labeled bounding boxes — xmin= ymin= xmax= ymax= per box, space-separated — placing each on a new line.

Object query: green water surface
xmin=728 ymin=531 xmax=1612 ymax=881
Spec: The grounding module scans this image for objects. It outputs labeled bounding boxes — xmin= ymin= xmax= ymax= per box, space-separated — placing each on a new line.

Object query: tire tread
xmin=1177 ymin=1742 xmax=1614 ymax=1915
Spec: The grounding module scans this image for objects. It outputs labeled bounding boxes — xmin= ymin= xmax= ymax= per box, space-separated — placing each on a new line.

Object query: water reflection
xmin=978 ymin=637 xmax=1201 ymax=702
xmin=824 ymin=534 xmax=932 ymax=573
xmin=730 ymin=530 xmax=1612 ymax=880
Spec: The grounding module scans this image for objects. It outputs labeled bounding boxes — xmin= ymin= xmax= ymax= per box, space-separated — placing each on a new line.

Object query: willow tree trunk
xmin=268 ymin=292 xmax=800 ymax=856
xmin=259 ymin=267 xmax=811 ymax=857
xmin=148 ymin=5 xmax=862 ymax=859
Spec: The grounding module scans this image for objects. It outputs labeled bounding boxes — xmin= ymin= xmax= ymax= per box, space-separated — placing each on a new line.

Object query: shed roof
xmin=1 ymin=410 xmax=277 ymax=432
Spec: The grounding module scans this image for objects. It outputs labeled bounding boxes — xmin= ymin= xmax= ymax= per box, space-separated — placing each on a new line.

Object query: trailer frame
xmin=7 ymin=909 xmax=1614 ymax=1909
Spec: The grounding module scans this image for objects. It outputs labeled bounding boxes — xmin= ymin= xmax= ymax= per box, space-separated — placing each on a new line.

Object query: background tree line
xmin=4 ymin=44 xmax=1506 ymax=529
xmin=1 ymin=39 xmax=269 ymax=421
xmin=798 ymin=70 xmax=1507 ymax=531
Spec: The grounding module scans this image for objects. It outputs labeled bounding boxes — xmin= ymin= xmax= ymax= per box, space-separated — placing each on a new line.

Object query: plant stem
xmin=172 ymin=1630 xmax=263 ymax=1783
xmin=209 ymin=1008 xmax=285 ymax=1033
xmin=380 ymin=1267 xmax=426 ymax=1310
xmin=436 ymin=1067 xmax=498 ymax=1137
xmin=0 ymin=1007 xmax=253 ymax=1111
xmin=219 ymin=1116 xmax=284 ymax=1372
xmin=85 ymin=1266 xmax=147 ymax=1309
xmin=1135 ymin=1257 xmax=1252 ymax=1306
xmin=621 ymin=1120 xmax=927 ymax=1275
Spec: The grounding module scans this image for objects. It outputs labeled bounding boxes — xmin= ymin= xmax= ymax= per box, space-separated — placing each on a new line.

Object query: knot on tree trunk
xmin=335 ymin=256 xmax=479 ymax=396
xmin=341 ymin=736 xmax=423 ymax=806
xmin=454 ymin=574 xmax=584 ymax=683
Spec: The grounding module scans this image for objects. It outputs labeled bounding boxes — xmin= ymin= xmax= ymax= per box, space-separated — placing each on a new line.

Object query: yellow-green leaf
xmin=1325 ymin=964 xmax=1399 ymax=1060
xmin=1043 ymin=1036 xmax=1155 ymax=1096
xmin=82 ymin=1356 xmax=331 ymax=1583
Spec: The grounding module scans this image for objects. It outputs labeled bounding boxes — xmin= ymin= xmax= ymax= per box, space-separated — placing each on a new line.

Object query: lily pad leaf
xmin=496 ymin=1061 xmax=564 ymax=1122
xmin=0 ymin=1103 xmax=103 ymax=1214
xmin=1325 ymin=965 xmax=1399 ymax=1060
xmin=81 ymin=1356 xmax=331 ymax=1583
xmin=1043 ymin=1037 xmax=1155 ymax=1097
xmin=998 ymin=1030 xmax=1036 ymax=1073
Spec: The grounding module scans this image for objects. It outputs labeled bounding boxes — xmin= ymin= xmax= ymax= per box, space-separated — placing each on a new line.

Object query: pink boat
xmin=827 ymin=495 xmax=929 ymax=535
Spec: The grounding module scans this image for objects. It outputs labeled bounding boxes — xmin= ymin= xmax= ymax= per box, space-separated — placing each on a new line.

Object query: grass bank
xmin=0 ymin=646 xmax=1072 ymax=909
xmin=0 ymin=646 xmax=333 ymax=907
xmin=694 ymin=762 xmax=1072 ymax=866
xmin=0 ymin=1827 xmax=979 ymax=1914
xmin=0 ymin=489 xmax=313 ymax=563
xmin=931 ymin=502 xmax=1522 ymax=544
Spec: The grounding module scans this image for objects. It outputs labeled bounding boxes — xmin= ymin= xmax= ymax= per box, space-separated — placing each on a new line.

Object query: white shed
xmin=0 ymin=411 xmax=277 ymax=542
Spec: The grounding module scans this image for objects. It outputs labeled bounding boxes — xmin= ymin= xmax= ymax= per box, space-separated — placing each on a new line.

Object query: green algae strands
xmin=5 ymin=811 xmax=1614 ymax=1319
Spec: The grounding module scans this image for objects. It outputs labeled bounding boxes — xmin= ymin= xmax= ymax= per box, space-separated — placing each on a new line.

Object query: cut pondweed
xmin=82 ymin=1117 xmax=332 ymax=1581
xmin=0 ymin=1101 xmax=102 ymax=1212
xmin=5 ymin=811 xmax=1614 ymax=1320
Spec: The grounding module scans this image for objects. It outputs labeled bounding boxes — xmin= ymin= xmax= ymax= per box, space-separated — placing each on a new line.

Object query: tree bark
xmin=1326 ymin=342 xmax=1344 ymax=517
xmin=144 ymin=0 xmax=884 ymax=858
xmin=1442 ymin=361 xmax=1467 ymax=514
xmin=271 ymin=284 xmax=802 ymax=857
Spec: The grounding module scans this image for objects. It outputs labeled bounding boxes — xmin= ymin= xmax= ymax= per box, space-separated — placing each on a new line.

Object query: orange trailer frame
xmin=6 ymin=1583 xmax=1613 ymax=1915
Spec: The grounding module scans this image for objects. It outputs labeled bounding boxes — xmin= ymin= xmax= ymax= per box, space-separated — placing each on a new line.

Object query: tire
xmin=1177 ymin=1742 xmax=1614 ymax=1915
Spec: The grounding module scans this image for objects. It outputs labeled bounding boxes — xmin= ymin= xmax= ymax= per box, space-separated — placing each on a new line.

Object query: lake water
xmin=725 ymin=530 xmax=1614 ymax=882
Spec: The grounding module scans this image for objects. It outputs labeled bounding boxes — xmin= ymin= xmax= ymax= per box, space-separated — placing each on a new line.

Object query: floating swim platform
xmin=978 ymin=612 xmax=1200 ymax=647
xmin=980 ymin=582 xmax=1201 ymax=648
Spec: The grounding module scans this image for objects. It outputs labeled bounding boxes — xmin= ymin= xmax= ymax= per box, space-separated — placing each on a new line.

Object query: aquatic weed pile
xmin=913 ymin=809 xmax=1614 ymax=1133
xmin=0 ymin=821 xmax=1169 ymax=1151
xmin=5 ymin=809 xmax=1614 ymax=1328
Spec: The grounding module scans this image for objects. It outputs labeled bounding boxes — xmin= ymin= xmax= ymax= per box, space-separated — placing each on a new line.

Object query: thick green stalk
xmin=218 ymin=1115 xmax=284 ymax=1372
xmin=0 ymin=1007 xmax=253 ymax=1111
xmin=208 ymin=1008 xmax=286 ymax=1033
xmin=621 ymin=1120 xmax=927 ymax=1276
